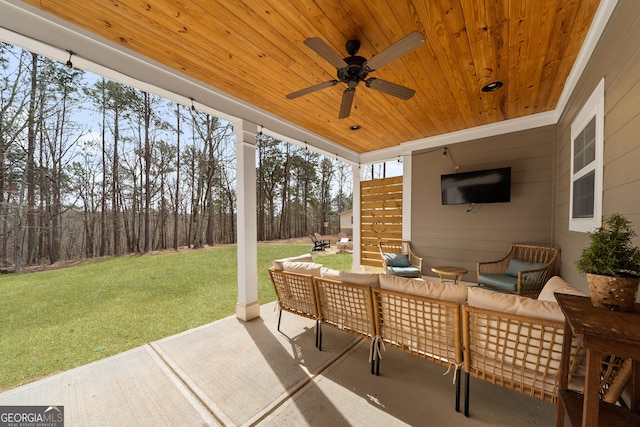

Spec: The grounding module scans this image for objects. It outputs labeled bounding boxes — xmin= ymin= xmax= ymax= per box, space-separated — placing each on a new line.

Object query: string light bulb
xmin=64 ymin=51 xmax=74 ymax=74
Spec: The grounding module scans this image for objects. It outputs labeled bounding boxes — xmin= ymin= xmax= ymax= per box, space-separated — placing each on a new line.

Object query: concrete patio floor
xmin=0 ymin=302 xmax=558 ymax=426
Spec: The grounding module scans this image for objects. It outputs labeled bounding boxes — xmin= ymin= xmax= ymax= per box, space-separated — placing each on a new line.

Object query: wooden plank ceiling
xmin=22 ymin=0 xmax=601 ymax=154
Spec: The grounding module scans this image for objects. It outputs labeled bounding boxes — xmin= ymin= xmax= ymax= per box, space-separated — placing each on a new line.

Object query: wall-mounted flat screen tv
xmin=441 ymin=167 xmax=511 ymax=205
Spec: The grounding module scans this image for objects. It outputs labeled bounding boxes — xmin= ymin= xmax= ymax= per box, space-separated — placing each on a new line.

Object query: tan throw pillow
xmin=379 ymin=274 xmax=468 ymax=303
xmin=537 ymin=276 xmax=587 ymax=302
xmin=320 ymin=268 xmax=380 ymax=287
xmin=273 ymin=254 xmax=314 ymax=270
xmin=282 ymin=261 xmax=323 ymax=277
xmin=467 ymin=287 xmax=564 ymax=322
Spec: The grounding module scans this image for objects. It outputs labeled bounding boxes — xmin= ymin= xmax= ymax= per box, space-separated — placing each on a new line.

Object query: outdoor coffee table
xmin=431 ymin=266 xmax=468 ymax=285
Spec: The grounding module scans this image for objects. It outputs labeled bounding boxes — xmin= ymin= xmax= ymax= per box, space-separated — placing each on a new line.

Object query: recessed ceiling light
xmin=349 ymin=125 xmax=361 ymax=131
xmin=481 ymin=81 xmax=503 ymax=92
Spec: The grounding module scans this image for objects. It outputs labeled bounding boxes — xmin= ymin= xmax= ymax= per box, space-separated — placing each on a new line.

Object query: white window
xmin=569 ymin=78 xmax=604 ymax=232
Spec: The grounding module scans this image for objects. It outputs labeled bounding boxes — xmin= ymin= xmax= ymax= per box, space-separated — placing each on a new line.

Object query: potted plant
xmin=575 ymin=212 xmax=640 ymax=311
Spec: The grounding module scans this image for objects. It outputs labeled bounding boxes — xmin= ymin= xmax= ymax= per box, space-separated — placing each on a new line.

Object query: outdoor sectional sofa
xmin=267 ymin=255 xmax=630 ymax=417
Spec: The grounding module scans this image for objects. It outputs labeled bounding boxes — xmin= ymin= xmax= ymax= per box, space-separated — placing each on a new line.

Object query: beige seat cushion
xmin=379 ymin=274 xmax=468 ymax=303
xmin=467 ymin=286 xmax=564 ymax=322
xmin=273 ymin=254 xmax=314 ymax=270
xmin=320 ymin=268 xmax=380 ymax=287
xmin=537 ymin=276 xmax=587 ymax=302
xmin=282 ymin=261 xmax=323 ymax=277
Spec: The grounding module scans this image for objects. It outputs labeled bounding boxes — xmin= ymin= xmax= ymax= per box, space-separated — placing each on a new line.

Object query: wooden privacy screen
xmin=360 ymin=176 xmax=403 ymax=267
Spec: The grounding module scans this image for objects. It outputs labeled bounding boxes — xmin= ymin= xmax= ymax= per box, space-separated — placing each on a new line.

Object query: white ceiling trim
xmin=262 ymin=128 xmax=358 ymax=167
xmin=360 ymin=111 xmax=558 ymax=164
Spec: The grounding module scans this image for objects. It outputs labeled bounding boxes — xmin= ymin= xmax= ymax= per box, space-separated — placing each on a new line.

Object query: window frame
xmin=569 ymin=78 xmax=605 ymax=233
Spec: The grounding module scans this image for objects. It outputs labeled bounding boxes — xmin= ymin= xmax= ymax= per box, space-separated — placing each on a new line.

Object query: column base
xmin=236 ymin=301 xmax=261 ymax=321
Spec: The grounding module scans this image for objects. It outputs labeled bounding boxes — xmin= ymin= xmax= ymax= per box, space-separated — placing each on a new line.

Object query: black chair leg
xmin=455 ymin=367 xmax=461 ymax=413
xmin=464 ymin=372 xmax=470 ymax=417
xmin=315 ymin=320 xmax=322 ymax=350
xmin=370 ymin=353 xmax=377 ymax=375
xmin=370 ymin=340 xmax=381 ymax=375
xmin=277 ymin=308 xmax=282 ymax=332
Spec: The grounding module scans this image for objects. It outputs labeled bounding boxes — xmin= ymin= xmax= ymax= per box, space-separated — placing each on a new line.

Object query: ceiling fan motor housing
xmin=337 ymin=55 xmax=368 ymax=87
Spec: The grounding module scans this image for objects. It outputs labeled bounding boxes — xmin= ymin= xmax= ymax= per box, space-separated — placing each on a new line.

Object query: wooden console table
xmin=555 ymin=293 xmax=640 ymax=426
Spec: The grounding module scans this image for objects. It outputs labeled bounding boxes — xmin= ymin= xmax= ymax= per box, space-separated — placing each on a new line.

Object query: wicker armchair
xmin=477 ymin=244 xmax=559 ymax=298
xmin=378 ymin=240 xmax=423 ymax=277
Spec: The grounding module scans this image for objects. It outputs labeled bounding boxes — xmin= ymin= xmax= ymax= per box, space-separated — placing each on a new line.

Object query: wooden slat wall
xmin=360 ymin=176 xmax=403 ymax=267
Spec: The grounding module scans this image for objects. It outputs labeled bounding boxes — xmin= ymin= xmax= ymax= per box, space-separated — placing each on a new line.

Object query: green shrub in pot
xmin=575 ymin=213 xmax=640 ymax=311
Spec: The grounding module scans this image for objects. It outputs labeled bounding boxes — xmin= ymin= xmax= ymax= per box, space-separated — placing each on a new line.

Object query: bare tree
xmin=106 ymin=81 xmax=136 ymax=255
xmin=257 ymin=135 xmax=283 ymax=240
xmin=319 ymin=158 xmax=334 ymax=234
xmin=0 ymin=42 xmax=354 ymax=267
xmin=25 ymin=52 xmax=37 ymax=265
xmin=333 ymin=162 xmax=353 ymax=231
xmin=173 ymin=105 xmax=181 ymax=250
xmin=187 ymin=110 xmax=232 ymax=247
xmin=39 ymin=57 xmax=86 ymax=263
xmin=0 ymin=44 xmax=29 ymax=265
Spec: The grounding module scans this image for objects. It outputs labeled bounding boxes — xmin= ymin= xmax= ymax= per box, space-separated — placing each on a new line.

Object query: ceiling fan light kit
xmin=287 ymin=31 xmax=425 ymax=119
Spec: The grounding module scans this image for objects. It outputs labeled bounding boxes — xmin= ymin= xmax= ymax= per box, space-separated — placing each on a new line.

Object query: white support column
xmin=402 ymin=154 xmax=412 ymax=241
xmin=351 ymin=164 xmax=363 ymax=272
xmin=235 ymin=120 xmax=260 ymax=321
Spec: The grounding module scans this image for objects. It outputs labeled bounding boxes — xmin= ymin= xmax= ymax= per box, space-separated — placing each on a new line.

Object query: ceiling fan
xmin=286 ymin=31 xmax=425 ymax=119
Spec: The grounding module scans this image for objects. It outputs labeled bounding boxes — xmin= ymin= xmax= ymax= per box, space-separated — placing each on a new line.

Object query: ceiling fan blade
xmin=338 ymin=87 xmax=356 ymax=119
xmin=304 ymin=37 xmax=349 ymax=69
xmin=364 ymin=31 xmax=425 ymax=72
xmin=366 ymin=78 xmax=415 ymax=100
xmin=286 ymin=80 xmax=339 ymax=99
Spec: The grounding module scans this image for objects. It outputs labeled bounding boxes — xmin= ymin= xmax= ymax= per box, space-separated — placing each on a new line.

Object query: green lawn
xmin=0 ymin=244 xmax=352 ymax=391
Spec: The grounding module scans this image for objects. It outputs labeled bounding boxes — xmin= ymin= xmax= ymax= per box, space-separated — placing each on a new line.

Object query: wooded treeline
xmin=0 ymin=43 xmax=352 ymax=271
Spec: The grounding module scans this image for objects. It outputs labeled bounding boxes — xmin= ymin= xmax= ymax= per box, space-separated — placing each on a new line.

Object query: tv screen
xmin=441 ymin=167 xmax=511 ymax=205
